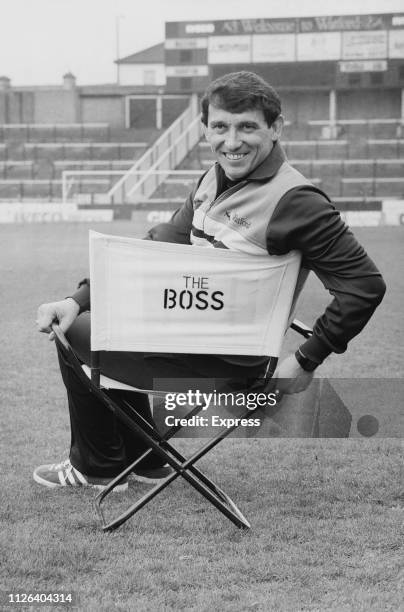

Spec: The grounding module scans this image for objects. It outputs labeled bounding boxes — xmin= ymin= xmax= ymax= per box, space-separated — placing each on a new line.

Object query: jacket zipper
xmin=202 ymin=180 xmax=248 ymax=235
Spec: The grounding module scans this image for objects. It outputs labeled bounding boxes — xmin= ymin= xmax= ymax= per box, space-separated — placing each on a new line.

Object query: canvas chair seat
xmin=81 ymin=364 xmax=171 ymax=396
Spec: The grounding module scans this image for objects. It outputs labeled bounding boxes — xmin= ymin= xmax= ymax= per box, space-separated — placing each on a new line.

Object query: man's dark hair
xmin=201 ymin=71 xmax=281 ymax=127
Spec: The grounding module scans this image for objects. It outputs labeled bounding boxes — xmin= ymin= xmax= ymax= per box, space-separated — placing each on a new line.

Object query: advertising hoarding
xmin=208 ymin=35 xmax=252 ymax=64
xmin=297 ymin=32 xmax=341 ymax=61
xmin=342 ymin=31 xmax=388 ymax=60
xmin=252 ymin=34 xmax=296 ymax=63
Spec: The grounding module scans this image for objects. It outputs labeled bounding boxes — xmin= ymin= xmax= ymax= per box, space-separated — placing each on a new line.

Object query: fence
xmin=62 ymin=169 xmax=203 ymax=205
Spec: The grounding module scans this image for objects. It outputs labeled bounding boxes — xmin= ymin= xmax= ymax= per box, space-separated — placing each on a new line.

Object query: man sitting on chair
xmin=35 ymin=71 xmax=385 ymax=491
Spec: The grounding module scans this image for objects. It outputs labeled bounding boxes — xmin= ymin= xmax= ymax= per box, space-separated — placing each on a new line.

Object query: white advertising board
xmin=340 ymin=211 xmax=382 ymax=227
xmin=252 ymin=34 xmax=296 ymax=62
xmin=297 ymin=32 xmax=341 ymax=61
xmin=208 ymin=35 xmax=251 ymax=64
xmin=165 ymin=38 xmax=208 ymax=49
xmin=381 ymin=199 xmax=404 ymax=225
xmin=165 ymin=65 xmax=209 ymax=77
xmin=0 ymin=203 xmax=113 ymax=223
xmin=388 ymin=29 xmax=404 ymax=58
xmin=342 ymin=30 xmax=388 ymax=60
xmin=339 ymin=60 xmax=387 ymax=72
xmin=185 ymin=23 xmax=215 ymax=35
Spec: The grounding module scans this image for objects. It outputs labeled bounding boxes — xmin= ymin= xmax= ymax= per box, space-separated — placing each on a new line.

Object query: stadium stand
xmin=0 ymin=11 xmax=402 ymax=216
xmin=0 ymin=123 xmax=160 ymax=201
xmin=1 ymin=115 xmax=403 ymax=205
xmin=180 ymin=129 xmax=404 ymax=204
xmin=23 ymin=142 xmax=146 ymax=162
xmin=0 ymin=123 xmax=111 ymax=142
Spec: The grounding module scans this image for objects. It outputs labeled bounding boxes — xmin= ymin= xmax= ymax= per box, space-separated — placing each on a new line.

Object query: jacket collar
xmin=215 ymin=140 xmax=287 ymax=185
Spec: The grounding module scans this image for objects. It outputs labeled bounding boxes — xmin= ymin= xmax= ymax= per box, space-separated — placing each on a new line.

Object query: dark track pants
xmin=59 ymin=312 xmax=265 ymax=478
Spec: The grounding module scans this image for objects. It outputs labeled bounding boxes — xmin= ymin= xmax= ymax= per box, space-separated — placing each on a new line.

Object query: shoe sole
xmin=33 ymin=470 xmax=128 ymax=492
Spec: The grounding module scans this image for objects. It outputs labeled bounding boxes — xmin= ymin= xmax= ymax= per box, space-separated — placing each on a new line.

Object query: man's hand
xmin=36 ymin=298 xmax=80 ymax=341
xmin=273 ymin=353 xmax=315 ymax=395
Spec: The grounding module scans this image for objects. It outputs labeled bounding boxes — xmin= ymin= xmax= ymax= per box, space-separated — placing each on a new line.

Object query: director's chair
xmin=53 ymin=231 xmax=312 ymax=532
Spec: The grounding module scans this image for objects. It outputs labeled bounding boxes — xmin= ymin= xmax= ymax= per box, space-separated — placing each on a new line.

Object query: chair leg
xmin=94 ymin=398 xmax=257 ymax=531
xmin=52 ymin=327 xmax=255 ymax=531
xmin=118 ymin=395 xmax=254 ymax=506
xmin=95 ymin=455 xmax=251 ymax=532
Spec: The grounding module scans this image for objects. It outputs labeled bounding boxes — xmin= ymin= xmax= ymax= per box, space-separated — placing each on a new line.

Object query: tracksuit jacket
xmin=71 ymin=141 xmax=386 ymax=367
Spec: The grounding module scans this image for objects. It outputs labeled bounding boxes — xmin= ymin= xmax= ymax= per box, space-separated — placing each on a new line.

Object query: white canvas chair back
xmin=89 ymin=231 xmax=301 ymax=359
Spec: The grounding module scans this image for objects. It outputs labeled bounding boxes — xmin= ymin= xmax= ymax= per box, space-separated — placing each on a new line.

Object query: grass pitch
xmin=0 ymin=222 xmax=403 ymax=611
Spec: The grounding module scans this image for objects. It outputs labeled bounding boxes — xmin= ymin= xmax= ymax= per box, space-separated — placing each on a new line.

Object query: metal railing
xmin=107 ymin=94 xmax=202 ymax=204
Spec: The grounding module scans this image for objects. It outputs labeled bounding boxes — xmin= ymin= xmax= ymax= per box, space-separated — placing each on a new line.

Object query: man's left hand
xmin=273 ymin=354 xmax=315 ymax=395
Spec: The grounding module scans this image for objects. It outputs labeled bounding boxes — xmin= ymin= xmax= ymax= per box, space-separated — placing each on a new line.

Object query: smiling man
xmin=206 ymin=105 xmax=282 ymax=180
xmin=160 ymin=71 xmax=385 ymax=388
xmin=35 ymin=71 xmax=385 ymax=492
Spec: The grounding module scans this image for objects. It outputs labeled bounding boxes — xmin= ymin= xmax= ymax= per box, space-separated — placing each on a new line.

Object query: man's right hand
xmin=36 ymin=298 xmax=80 ymax=341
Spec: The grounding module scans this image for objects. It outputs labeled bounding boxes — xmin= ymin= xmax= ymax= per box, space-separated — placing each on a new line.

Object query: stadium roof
xmin=116 ymin=42 xmax=164 ymax=65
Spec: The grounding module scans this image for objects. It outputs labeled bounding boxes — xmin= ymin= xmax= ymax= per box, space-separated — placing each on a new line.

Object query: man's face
xmin=203 ymin=105 xmax=283 ymax=181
